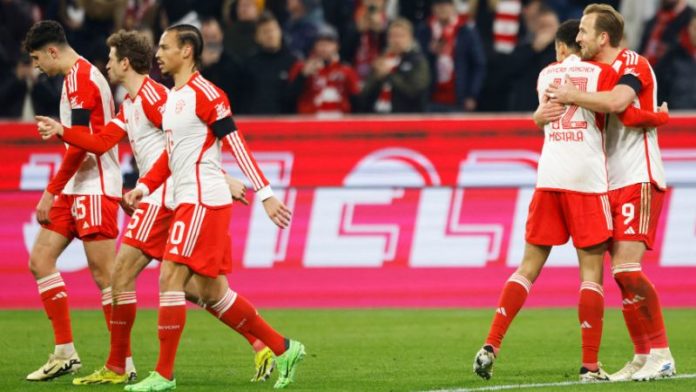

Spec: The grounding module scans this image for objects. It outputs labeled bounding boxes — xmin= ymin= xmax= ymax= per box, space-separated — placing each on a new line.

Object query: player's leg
xmin=185 ymin=276 xmax=275 ymax=382
xmin=576 ymin=242 xmax=610 ymax=382
xmin=73 ymin=244 xmax=150 ymax=385
xmin=474 ymin=190 xmax=563 ymax=380
xmin=125 ymin=260 xmax=192 ymax=392
xmin=611 ymin=240 xmax=674 ymax=380
xmin=473 ymin=242 xmax=551 ymax=379
xmin=26 ymin=225 xmax=82 ymax=381
xmin=609 ymin=184 xmax=674 ymax=380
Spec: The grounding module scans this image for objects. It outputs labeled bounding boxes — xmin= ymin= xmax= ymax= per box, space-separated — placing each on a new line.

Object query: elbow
xmin=607 ymin=101 xmax=629 ymax=114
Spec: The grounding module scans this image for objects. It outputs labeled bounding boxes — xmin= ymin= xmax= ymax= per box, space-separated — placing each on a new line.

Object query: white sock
xmin=651 ymin=347 xmax=672 ymax=357
xmin=54 ymin=342 xmax=75 ymax=358
xmin=125 ymin=356 xmax=135 ymax=372
xmin=633 ymin=354 xmax=649 ymax=363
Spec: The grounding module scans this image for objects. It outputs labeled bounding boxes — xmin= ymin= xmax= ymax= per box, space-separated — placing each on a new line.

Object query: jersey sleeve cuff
xmin=135 ymin=182 xmax=151 ymax=197
xmin=256 ymin=185 xmax=274 ymax=201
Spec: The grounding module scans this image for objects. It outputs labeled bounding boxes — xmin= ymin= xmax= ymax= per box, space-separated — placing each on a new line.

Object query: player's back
xmin=59 ymin=57 xmax=121 ymax=197
xmin=606 ymin=49 xmax=666 ymax=190
xmin=536 ymin=54 xmax=617 ymax=194
xmin=161 ymin=72 xmax=232 ymax=207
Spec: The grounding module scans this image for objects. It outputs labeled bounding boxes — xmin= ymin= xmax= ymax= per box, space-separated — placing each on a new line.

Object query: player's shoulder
xmin=140 ymin=77 xmax=167 ymax=106
xmin=583 ymin=59 xmax=616 ymax=74
xmin=187 ymin=73 xmax=225 ymax=102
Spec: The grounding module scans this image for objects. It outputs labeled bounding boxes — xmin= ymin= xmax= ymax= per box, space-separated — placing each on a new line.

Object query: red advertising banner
xmin=1 ymin=116 xmax=695 ymax=308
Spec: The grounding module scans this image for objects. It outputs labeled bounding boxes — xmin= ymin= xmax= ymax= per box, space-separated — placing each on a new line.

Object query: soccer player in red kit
xmin=122 ymin=24 xmax=304 ymax=391
xmin=473 ymin=19 xmax=669 ymax=382
xmin=37 ymin=30 xmax=275 ymax=385
xmin=23 ymin=20 xmax=124 ymax=381
xmin=548 ymin=3 xmax=675 ymax=381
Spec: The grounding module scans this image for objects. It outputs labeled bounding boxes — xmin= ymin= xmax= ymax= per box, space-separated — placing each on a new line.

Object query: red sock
xmin=37 ymin=273 xmax=73 ymax=345
xmin=485 ymin=273 xmax=531 ymax=351
xmin=204 ymin=305 xmax=259 ymax=346
xmin=106 ymin=292 xmax=137 ymax=374
xmin=211 ymin=289 xmax=286 ymax=355
xmin=613 ymin=264 xmax=669 ymax=349
xmin=101 ymin=287 xmax=112 ymax=331
xmin=155 ymin=292 xmax=186 ymax=380
xmin=579 ymin=282 xmax=604 ymax=370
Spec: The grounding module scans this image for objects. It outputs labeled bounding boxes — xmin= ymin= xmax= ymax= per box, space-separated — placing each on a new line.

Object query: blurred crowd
xmin=2 ymin=0 xmax=696 ymax=119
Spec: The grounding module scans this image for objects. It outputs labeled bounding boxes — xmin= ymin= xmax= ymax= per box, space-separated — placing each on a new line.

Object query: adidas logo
xmin=125 ymin=230 xmax=133 ymax=238
xmin=624 ymin=227 xmax=636 ymax=235
xmin=51 ymin=292 xmax=67 ymax=301
xmin=169 ymin=246 xmax=179 ymax=255
xmin=581 ymin=321 xmax=592 ymax=329
xmin=622 ymin=295 xmax=646 ymax=305
xmin=83 ymin=221 xmax=90 ymax=229
xmin=496 ymin=307 xmax=507 ymax=317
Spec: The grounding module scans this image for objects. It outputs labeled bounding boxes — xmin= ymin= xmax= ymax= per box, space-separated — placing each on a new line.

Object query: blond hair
xmin=583 ymin=3 xmax=624 ymax=47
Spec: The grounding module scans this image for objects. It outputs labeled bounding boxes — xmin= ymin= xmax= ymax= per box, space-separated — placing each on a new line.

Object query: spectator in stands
xmin=288 ymin=26 xmax=361 ymax=116
xmin=320 ymin=0 xmax=356 ymax=43
xmin=359 ymin=17 xmax=430 ymax=113
xmin=655 ymin=13 xmax=696 ymax=109
xmin=239 ymin=11 xmax=298 ymax=114
xmin=342 ymin=0 xmax=390 ymax=81
xmin=0 ymin=53 xmax=61 ymax=119
xmin=284 ymin=0 xmax=324 ymax=58
xmin=223 ymin=0 xmax=261 ymax=62
xmin=640 ymin=0 xmax=695 ymax=65
xmin=200 ymin=17 xmax=243 ymax=110
xmin=416 ymin=0 xmax=486 ymax=112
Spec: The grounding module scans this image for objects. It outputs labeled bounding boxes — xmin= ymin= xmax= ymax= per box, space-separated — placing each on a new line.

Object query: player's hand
xmin=262 ymin=196 xmax=292 ymax=229
xmin=119 ymin=198 xmax=136 ymax=216
xmin=657 ymin=101 xmax=669 ymax=115
xmin=124 ymin=189 xmax=144 ymax=209
xmin=225 ymin=175 xmax=249 ymax=206
xmin=534 ymin=101 xmax=565 ymax=126
xmin=546 ymin=74 xmax=578 ymax=104
xmin=35 ymin=115 xmax=64 ymax=140
xmin=35 ymin=191 xmax=55 ymax=224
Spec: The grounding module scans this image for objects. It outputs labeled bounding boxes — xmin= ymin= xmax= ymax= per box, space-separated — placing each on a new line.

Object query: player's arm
xmin=618 ymin=102 xmax=669 ymax=128
xmin=546 ymin=74 xmax=638 ymax=114
xmin=37 ymin=115 xmax=126 ymax=154
xmin=218 ymin=123 xmax=291 ymax=228
xmin=44 ymin=108 xmax=94 ymax=196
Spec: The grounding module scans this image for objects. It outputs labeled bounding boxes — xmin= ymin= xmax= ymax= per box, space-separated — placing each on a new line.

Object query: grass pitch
xmin=0 ymin=309 xmax=693 ymax=391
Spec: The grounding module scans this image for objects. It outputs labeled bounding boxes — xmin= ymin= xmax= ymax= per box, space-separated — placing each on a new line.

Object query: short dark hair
xmin=556 ymin=19 xmax=581 ymax=53
xmin=107 ymin=30 xmax=152 ymax=74
xmin=23 ymin=20 xmax=67 ymax=53
xmin=584 ymin=3 xmax=624 ymax=47
xmin=165 ymin=24 xmax=203 ymax=68
xmin=256 ymin=11 xmax=279 ymax=28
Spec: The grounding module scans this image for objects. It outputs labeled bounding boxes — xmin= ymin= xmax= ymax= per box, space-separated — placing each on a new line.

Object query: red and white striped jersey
xmin=113 ymin=77 xmax=173 ymax=208
xmin=55 ymin=57 xmax=121 ymax=197
xmin=535 ymin=55 xmax=617 ymax=193
xmin=142 ymin=72 xmax=270 ymax=207
xmin=606 ymin=49 xmax=666 ymax=190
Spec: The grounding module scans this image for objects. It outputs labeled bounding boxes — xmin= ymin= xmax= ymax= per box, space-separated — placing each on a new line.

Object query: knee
xmin=515 ymin=266 xmax=539 ymax=283
xmin=28 ymin=250 xmax=56 ymax=279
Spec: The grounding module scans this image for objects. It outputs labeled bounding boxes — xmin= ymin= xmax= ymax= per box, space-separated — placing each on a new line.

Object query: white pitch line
xmin=423 ymin=373 xmax=696 ymax=392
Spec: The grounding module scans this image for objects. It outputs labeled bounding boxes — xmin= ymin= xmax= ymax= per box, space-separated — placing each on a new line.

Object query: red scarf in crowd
xmin=493 ymin=0 xmax=521 ymax=54
xmin=644 ymin=0 xmax=687 ymax=65
xmin=429 ymin=15 xmax=464 ymax=104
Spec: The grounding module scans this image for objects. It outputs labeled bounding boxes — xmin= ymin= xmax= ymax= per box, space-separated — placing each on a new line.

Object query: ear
xmin=182 ymin=44 xmax=192 ymax=59
xmin=47 ymin=46 xmax=58 ymax=59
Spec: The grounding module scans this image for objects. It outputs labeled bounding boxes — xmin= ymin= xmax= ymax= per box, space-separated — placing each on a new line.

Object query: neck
xmin=59 ymin=48 xmax=80 ymax=75
xmin=595 ymin=46 xmax=622 ymax=65
xmin=174 ymin=66 xmax=195 ymax=88
xmin=123 ymin=73 xmax=147 ymax=99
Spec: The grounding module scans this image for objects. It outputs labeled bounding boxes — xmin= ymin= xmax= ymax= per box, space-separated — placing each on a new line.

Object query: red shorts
xmin=163 ymin=204 xmax=232 ymax=278
xmin=525 ymin=190 xmax=613 ymax=248
xmin=121 ymin=203 xmax=174 ymax=260
xmin=608 ymin=183 xmax=664 ymax=249
xmin=42 ymin=194 xmax=119 ymax=241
